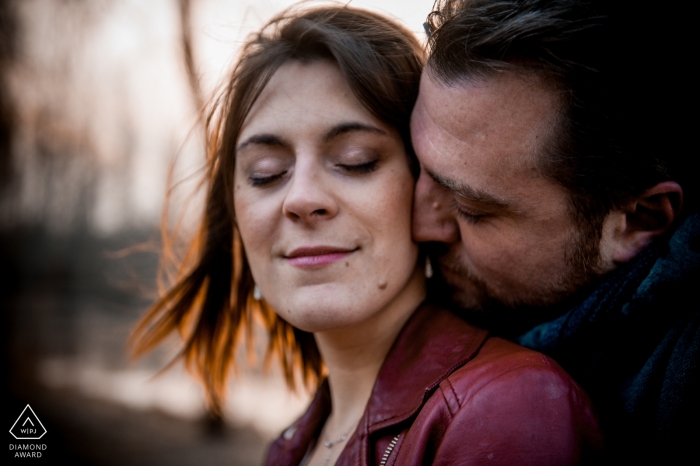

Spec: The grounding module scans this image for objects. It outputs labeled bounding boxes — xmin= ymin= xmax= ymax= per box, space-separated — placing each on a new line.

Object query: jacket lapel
xmin=366 ymin=302 xmax=489 ymax=433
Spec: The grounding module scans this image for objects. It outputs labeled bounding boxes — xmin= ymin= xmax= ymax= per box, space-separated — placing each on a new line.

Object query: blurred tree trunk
xmin=178 ymin=0 xmax=205 ymax=120
xmin=0 ymin=0 xmax=17 ymax=191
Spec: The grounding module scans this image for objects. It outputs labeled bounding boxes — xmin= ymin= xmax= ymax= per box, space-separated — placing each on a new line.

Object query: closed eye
xmin=337 ymin=160 xmax=379 ymax=175
xmin=249 ymin=171 xmax=287 ymax=187
xmin=452 ymin=199 xmax=483 ymax=224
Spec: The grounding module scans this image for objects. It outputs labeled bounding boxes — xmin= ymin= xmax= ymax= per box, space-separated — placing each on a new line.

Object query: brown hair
xmin=130 ymin=4 xmax=424 ymax=413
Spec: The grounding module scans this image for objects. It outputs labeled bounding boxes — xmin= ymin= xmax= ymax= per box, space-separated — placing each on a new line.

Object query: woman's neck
xmin=313 ymin=267 xmax=426 ymax=439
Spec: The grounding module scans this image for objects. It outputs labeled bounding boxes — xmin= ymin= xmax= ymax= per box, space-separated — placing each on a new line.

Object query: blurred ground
xmin=2 ymin=229 xmax=304 ymax=465
xmin=10 ymin=384 xmax=269 ymax=466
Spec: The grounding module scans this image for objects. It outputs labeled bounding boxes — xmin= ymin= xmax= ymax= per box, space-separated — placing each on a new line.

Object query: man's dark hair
xmin=425 ymin=0 xmax=694 ymax=234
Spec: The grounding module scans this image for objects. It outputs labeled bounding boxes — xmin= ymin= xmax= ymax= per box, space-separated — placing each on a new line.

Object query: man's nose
xmin=282 ymin=163 xmax=338 ymax=223
xmin=412 ymin=169 xmax=460 ymax=243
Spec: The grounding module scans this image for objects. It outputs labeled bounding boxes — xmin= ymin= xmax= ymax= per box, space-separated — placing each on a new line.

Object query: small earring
xmin=425 ymin=256 xmax=433 ymax=279
xmin=253 ymin=285 xmax=262 ymax=301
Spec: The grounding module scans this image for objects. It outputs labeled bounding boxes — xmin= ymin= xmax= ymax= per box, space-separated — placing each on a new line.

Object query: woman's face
xmin=234 ymin=60 xmax=420 ymax=333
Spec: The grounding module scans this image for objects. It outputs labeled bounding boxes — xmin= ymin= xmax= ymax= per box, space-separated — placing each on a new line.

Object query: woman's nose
xmin=412 ymin=168 xmax=460 ymax=243
xmin=282 ymin=164 xmax=339 ymax=222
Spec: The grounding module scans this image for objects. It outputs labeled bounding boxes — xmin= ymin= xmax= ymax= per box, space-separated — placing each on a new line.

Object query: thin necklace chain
xmin=320 ymin=418 xmax=359 ymax=466
xmin=323 ymin=431 xmax=349 ymax=448
xmin=321 ymin=431 xmax=348 ymax=466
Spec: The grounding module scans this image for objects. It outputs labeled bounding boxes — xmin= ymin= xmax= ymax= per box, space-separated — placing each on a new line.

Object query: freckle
xmin=378 ymin=280 xmax=388 ymax=290
xmin=345 ymin=262 xmax=349 ymax=267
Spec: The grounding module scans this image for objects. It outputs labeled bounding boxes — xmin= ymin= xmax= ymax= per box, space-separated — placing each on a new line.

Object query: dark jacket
xmin=517 ymin=213 xmax=700 ymax=462
xmin=265 ymin=303 xmax=603 ymax=466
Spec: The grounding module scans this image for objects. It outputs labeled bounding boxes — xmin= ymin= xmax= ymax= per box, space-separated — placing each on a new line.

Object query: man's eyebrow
xmin=323 ymin=122 xmax=386 ymax=142
xmin=426 ymin=168 xmax=511 ymax=209
xmin=237 ymin=134 xmax=288 ymax=152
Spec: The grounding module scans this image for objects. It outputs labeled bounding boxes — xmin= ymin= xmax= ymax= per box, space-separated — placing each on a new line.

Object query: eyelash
xmin=337 ymin=160 xmax=379 ymax=175
xmin=248 ymin=160 xmax=378 ymax=187
xmin=452 ymin=200 xmax=483 ymax=224
xmin=249 ymin=172 xmax=286 ymax=187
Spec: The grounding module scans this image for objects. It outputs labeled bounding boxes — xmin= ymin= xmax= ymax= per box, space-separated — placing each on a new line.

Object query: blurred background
xmin=0 ymin=0 xmax=428 ymax=464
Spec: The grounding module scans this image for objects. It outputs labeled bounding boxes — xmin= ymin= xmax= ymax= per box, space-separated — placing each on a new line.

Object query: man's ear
xmin=607 ymin=181 xmax=683 ymax=263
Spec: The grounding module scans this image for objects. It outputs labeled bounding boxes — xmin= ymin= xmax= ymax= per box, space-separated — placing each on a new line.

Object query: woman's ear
xmin=605 ymin=181 xmax=683 ymax=264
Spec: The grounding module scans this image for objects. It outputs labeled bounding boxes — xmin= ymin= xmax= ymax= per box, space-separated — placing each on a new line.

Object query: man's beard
xmin=425 ymin=224 xmax=606 ymax=337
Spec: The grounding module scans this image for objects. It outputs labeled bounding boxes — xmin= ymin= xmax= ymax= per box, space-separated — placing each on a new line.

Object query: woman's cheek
xmin=236 ymin=198 xmax=274 ymax=274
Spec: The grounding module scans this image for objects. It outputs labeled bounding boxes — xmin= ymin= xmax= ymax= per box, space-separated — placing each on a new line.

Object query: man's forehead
xmin=415 ymin=72 xmax=492 ymax=137
xmin=411 ymin=103 xmax=517 ymax=210
xmin=413 ymin=71 xmax=560 ymax=170
xmin=423 ymin=71 xmax=557 ymax=129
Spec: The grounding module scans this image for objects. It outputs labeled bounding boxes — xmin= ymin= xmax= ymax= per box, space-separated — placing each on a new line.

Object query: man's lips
xmin=285 ymin=246 xmax=357 ymax=267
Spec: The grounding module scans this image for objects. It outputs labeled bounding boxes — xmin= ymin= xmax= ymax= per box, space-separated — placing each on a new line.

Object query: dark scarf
xmin=517 ymin=213 xmax=700 ymax=461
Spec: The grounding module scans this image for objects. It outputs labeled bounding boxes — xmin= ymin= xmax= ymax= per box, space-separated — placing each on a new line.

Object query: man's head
xmin=412 ymin=0 xmax=686 ymax=322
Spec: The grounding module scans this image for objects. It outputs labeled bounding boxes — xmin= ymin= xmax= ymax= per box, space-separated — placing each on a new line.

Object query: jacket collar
xmin=365 ymin=301 xmax=489 ymax=432
xmin=266 ymin=302 xmax=489 ymax=464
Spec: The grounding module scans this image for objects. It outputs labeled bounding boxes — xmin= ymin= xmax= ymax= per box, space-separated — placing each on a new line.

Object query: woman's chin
xmin=285 ymin=306 xmax=359 ymax=331
xmin=269 ymin=292 xmax=375 ymax=334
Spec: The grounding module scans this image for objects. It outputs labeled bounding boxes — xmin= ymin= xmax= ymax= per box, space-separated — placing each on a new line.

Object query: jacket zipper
xmin=379 ymin=435 xmax=400 ymax=466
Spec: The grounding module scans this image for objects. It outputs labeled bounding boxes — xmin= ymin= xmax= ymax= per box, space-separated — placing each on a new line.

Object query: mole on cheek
xmin=345 ymin=262 xmax=349 ymax=267
xmin=378 ymin=280 xmax=388 ymax=290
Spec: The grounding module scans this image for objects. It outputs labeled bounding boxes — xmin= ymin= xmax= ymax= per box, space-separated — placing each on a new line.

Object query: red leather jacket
xmin=265 ymin=303 xmax=603 ymax=465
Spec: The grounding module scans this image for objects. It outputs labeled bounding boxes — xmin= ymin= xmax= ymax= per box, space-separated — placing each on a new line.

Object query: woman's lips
xmin=285 ymin=247 xmax=356 ymax=267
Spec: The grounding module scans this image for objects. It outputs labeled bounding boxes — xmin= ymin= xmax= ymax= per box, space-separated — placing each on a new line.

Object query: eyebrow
xmin=237 ymin=134 xmax=288 ymax=152
xmin=426 ymin=168 xmax=512 ymax=209
xmin=237 ymin=121 xmax=386 ymax=153
xmin=322 ymin=122 xmax=386 ymax=142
